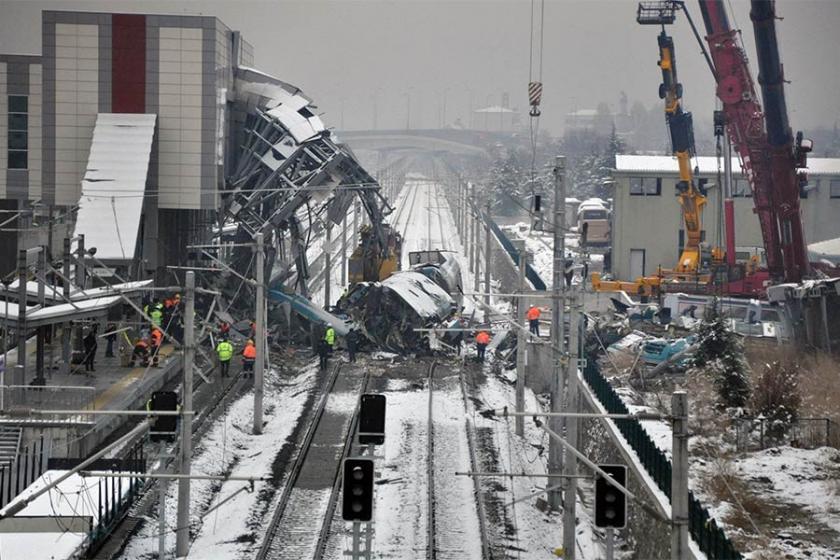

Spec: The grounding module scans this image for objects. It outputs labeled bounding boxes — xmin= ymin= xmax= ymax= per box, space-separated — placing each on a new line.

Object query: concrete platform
xmin=7 ymin=341 xmax=183 ymax=457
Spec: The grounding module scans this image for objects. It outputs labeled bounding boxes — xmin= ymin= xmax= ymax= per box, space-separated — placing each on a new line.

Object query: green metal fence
xmin=583 ymin=356 xmax=742 ymax=559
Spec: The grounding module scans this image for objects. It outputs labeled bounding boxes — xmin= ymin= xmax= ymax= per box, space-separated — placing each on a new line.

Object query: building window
xmin=830 ymin=180 xmax=840 ymax=199
xmin=7 ymin=95 xmax=28 ymax=170
xmin=732 ymin=178 xmax=752 ymax=197
xmin=630 ymin=176 xmax=661 ymax=196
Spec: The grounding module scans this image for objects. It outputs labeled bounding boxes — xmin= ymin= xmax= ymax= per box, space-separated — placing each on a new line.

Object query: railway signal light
xmin=342 ymin=458 xmax=374 ymax=521
xmin=595 ymin=464 xmax=627 ymax=529
xmin=359 ymin=393 xmax=386 ymax=445
xmin=148 ymin=391 xmax=178 ymax=442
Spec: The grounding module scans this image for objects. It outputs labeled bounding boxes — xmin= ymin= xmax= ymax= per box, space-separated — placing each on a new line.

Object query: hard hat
xmin=247 ymin=339 xmax=254 ymax=345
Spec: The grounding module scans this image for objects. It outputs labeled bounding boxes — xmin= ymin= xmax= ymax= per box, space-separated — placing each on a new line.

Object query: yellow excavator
xmin=348 ymin=222 xmax=402 ymax=283
xmin=593 ymin=8 xmax=723 ymax=297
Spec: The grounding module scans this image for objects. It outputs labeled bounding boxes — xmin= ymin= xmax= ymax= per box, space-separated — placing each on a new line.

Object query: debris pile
xmin=339 ymin=271 xmax=456 ymax=352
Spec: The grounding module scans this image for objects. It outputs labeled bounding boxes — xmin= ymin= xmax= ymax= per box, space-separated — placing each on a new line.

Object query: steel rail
xmin=256 ymin=361 xmax=345 ymax=560
xmin=456 ymin=363 xmax=493 ymax=559
xmin=312 ymin=366 xmax=373 ymax=560
xmin=427 ymin=360 xmax=438 ymax=560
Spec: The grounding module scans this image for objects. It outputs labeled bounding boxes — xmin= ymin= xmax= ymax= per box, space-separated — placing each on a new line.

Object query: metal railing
xmin=733 ymin=416 xmax=839 ymax=451
xmin=483 ymin=211 xmax=548 ymax=290
xmin=582 ymin=355 xmax=743 ymax=559
xmin=3 ymin=385 xmax=96 ymax=424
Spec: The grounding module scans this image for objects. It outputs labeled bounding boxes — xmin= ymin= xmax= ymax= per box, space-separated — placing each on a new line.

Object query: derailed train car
xmin=338 ymin=250 xmax=462 ymax=352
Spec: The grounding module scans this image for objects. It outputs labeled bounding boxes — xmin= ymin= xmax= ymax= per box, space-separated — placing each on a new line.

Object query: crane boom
xmin=749 ymin=0 xmax=811 ymax=281
xmin=697 ymin=0 xmax=809 ymax=282
xmin=656 ymin=31 xmax=707 ymax=274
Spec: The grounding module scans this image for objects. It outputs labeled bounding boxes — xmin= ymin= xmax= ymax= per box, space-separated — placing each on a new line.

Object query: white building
xmin=610 ymin=154 xmax=840 ymax=280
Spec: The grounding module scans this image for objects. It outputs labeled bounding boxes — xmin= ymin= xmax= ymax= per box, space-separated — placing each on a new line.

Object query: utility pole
xmin=563 ymin=284 xmax=580 ymax=558
xmin=352 ymin=198 xmax=360 ymax=255
xmin=254 ymin=232 xmax=265 ymax=435
xmin=75 ymin=235 xmax=85 ymax=353
xmin=472 ymin=190 xmax=480 ymax=295
xmin=671 ymin=391 xmax=689 ymax=560
xmin=35 ymin=247 xmax=45 ymax=382
xmin=483 ymin=200 xmax=492 ymax=307
xmin=175 ymin=271 xmax=195 ymax=556
xmin=16 ymin=250 xmax=26 ymax=378
xmin=75 ymin=234 xmax=85 ymax=290
xmin=467 ymin=185 xmax=474 ymax=274
xmin=515 ymin=242 xmax=527 ymax=437
xmin=548 ymin=155 xmax=566 ymax=510
xmin=61 ymin=238 xmax=71 ymax=376
xmin=341 ymin=214 xmax=347 ymax=288
xmin=324 ymin=224 xmax=332 ymax=310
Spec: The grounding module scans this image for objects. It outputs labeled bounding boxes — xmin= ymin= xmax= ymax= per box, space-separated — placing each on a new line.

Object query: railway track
xmin=394 ymin=177 xmax=421 ymax=241
xmin=256 ymin=361 xmax=371 ymax=560
xmin=427 ymin=359 xmax=492 ymax=559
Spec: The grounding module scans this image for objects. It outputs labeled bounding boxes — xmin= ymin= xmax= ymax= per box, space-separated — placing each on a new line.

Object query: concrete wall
xmin=612 ymin=165 xmax=840 ymax=279
xmin=40 ymin=10 xmax=242 ymax=212
xmin=0 ymin=55 xmax=42 ymax=202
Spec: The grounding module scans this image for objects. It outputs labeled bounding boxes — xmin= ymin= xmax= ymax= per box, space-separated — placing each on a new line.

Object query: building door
xmin=630 ymin=249 xmax=645 ymax=279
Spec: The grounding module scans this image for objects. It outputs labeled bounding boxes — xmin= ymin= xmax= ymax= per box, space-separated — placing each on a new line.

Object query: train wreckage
xmin=338 ymin=250 xmax=464 ymax=352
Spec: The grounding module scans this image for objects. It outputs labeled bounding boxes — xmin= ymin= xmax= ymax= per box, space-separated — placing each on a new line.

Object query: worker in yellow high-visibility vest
xmin=216 ymin=337 xmax=234 ymax=377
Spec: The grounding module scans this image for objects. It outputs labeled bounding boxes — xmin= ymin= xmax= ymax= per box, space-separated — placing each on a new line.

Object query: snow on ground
xmin=369 ymin=388 xmax=431 ymax=557
xmin=475 ymin=364 xmax=602 ymax=559
xmin=119 ymin=362 xmax=319 ymax=559
xmin=692 ymin=446 xmax=840 ymax=559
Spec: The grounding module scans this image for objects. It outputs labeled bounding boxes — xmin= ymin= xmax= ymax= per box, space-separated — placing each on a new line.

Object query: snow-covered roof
xmin=474 ymin=105 xmax=515 ymax=114
xmin=0 ymin=470 xmax=133 ymax=560
xmin=3 ymin=280 xmax=80 ymax=301
xmin=0 ymin=296 xmax=122 ymax=327
xmin=808 ymin=237 xmax=840 ymax=265
xmin=615 ymin=154 xmax=840 ymax=176
xmin=74 ymin=113 xmax=156 ymax=262
xmin=2 ymin=279 xmax=151 ymax=302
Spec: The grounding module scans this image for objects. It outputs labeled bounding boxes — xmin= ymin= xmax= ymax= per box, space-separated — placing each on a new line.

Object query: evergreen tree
xmin=690 ymin=304 xmax=751 ymax=409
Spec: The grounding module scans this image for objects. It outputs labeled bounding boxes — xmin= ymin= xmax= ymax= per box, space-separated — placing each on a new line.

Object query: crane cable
xmin=527 ymin=0 xmax=545 ymax=190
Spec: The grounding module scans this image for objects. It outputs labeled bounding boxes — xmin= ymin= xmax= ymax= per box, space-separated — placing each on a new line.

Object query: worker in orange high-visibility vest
xmin=150 ymin=328 xmax=163 ymax=367
xmin=526 ymin=305 xmax=541 ymax=336
xmin=475 ymin=330 xmax=491 ymax=362
xmin=242 ymin=339 xmax=256 ymax=377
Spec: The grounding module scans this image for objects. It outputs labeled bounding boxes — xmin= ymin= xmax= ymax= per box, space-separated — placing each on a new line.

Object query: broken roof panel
xmin=235 ymin=67 xmax=325 ymax=144
xmin=74 ymin=113 xmax=157 ymax=262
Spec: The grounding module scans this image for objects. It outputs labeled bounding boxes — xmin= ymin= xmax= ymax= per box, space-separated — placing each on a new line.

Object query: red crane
xmin=697 ymin=0 xmax=811 ymax=283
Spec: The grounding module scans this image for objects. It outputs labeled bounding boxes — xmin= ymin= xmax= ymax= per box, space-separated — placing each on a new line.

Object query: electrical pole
xmin=176 ymin=271 xmax=195 ymax=556
xmin=35 ymin=246 xmax=46 ymax=383
xmin=324 ymin=224 xmax=332 ymax=310
xmin=61 ymin=238 xmax=71 ymax=376
xmin=74 ymin=235 xmax=85 ymax=353
xmin=352 ymin=198 xmax=360 ymax=256
xmin=563 ymin=283 xmax=580 ymax=558
xmin=484 ymin=200 xmax=492 ymax=307
xmin=548 ymin=155 xmax=566 ymax=511
xmin=473 ymin=190 xmax=480 ymax=296
xmin=468 ymin=185 xmax=475 ymax=274
xmin=16 ymin=250 xmax=26 ymax=378
xmin=341 ymin=214 xmax=347 ymax=288
xmin=254 ymin=232 xmax=265 ymax=435
xmin=671 ymin=391 xmax=689 ymax=560
xmin=515 ymin=242 xmax=527 ymax=437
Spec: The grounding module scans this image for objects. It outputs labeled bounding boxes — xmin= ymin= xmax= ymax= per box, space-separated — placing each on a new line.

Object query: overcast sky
xmin=1 ymin=0 xmax=838 ymax=136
